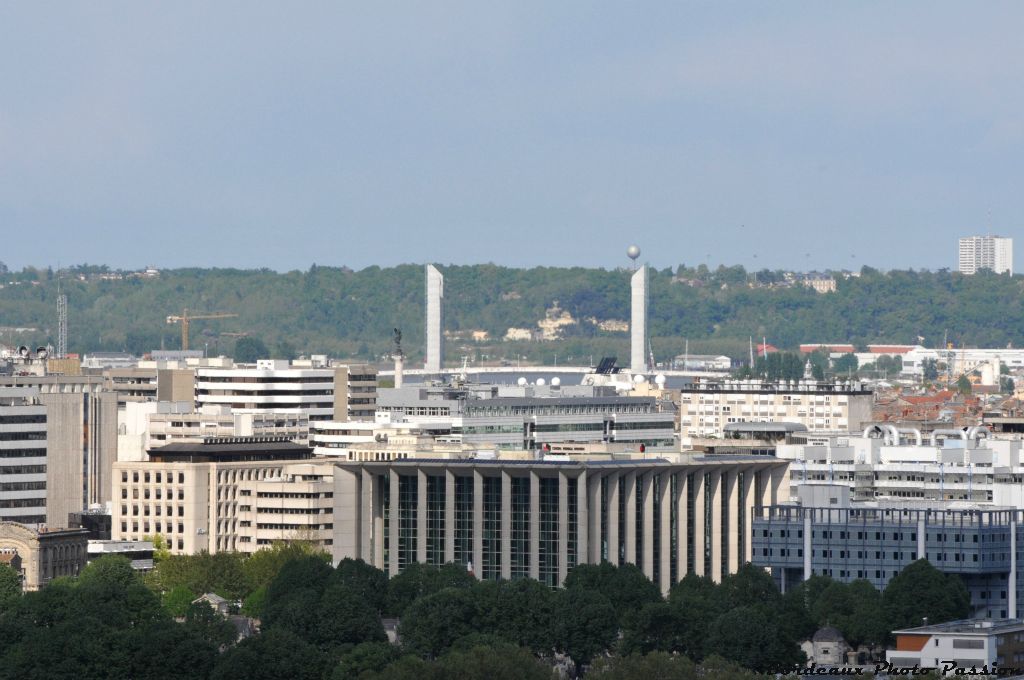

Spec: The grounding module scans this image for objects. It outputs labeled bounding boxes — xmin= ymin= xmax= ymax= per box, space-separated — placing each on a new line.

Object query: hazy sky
xmin=2 ymin=3 xmax=1022 ymax=273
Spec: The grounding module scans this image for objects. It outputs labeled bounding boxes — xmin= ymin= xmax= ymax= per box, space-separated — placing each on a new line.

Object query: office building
xmin=333 ymin=453 xmax=789 ymax=592
xmin=777 ymin=428 xmax=1024 ymax=505
xmin=112 ymin=439 xmax=334 ymax=555
xmin=959 ymin=235 xmax=1013 ymax=276
xmin=425 ymin=264 xmax=444 ymax=373
xmin=377 ymin=382 xmax=676 ymax=451
xmin=630 ymin=265 xmax=647 ymax=373
xmin=145 ymin=403 xmax=309 ymax=449
xmin=0 ymin=520 xmax=89 ymax=591
xmin=194 ymin=360 xmax=377 ymax=422
xmin=676 ymin=379 xmax=874 ymax=438
xmin=752 ymin=499 xmax=1024 ymax=620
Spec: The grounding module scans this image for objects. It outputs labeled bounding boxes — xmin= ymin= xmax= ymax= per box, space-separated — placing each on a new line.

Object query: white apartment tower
xmin=424 ymin=264 xmax=444 ymax=373
xmin=959 ymin=235 xmax=1013 ymax=275
xmin=630 ymin=265 xmax=648 ymax=373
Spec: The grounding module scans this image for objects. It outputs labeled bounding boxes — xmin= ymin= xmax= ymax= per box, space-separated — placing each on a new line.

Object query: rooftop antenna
xmin=56 ymin=268 xmax=67 ymax=360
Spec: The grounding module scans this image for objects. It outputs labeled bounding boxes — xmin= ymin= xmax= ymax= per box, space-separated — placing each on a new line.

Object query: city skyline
xmin=2 ymin=3 xmax=1022 ymax=273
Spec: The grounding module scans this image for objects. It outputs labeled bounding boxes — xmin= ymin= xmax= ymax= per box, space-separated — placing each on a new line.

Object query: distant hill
xmin=0 ymin=263 xmax=1020 ymax=365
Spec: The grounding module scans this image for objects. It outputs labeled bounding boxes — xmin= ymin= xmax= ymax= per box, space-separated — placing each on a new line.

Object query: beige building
xmin=146 ymin=404 xmax=309 ymax=449
xmin=0 ymin=521 xmax=89 ymax=591
xmin=676 ymin=380 xmax=873 ymax=438
xmin=112 ymin=439 xmax=334 ymax=555
xmin=334 ymin=453 xmax=789 ymax=593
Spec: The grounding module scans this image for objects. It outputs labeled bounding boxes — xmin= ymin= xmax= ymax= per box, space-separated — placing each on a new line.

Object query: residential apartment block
xmin=959 ymin=235 xmax=1013 ymax=276
xmin=676 ymin=379 xmax=873 ymax=438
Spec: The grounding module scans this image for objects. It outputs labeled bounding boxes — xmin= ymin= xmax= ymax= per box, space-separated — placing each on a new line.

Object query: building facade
xmin=959 ymin=235 xmax=1013 ymax=276
xmin=676 ymin=380 xmax=874 ymax=438
xmin=112 ymin=440 xmax=334 ymax=555
xmin=0 ymin=387 xmax=47 ymax=526
xmin=194 ymin=361 xmax=377 ymax=423
xmin=753 ymin=504 xmax=1024 ymax=620
xmin=777 ymin=431 xmax=1024 ymax=505
xmin=0 ymin=520 xmax=89 ymax=591
xmin=334 ymin=454 xmax=789 ymax=592
xmin=886 ymin=619 xmax=1024 ymax=671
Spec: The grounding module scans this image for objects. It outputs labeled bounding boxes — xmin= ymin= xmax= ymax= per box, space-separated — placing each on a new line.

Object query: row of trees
xmin=1 ymin=264 xmax=1023 ymax=362
xmin=0 ymin=534 xmax=972 ymax=679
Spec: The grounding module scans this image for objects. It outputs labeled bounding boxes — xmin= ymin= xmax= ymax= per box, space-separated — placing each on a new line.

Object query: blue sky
xmin=2 ymin=2 xmax=1022 ymax=272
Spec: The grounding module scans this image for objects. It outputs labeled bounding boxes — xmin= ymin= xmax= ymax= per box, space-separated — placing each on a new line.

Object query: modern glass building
xmin=753 ymin=504 xmax=1024 ymax=619
xmin=334 ymin=455 xmax=789 ymax=591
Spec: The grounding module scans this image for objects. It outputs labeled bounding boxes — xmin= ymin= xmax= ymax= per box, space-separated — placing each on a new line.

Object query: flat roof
xmin=893 ymin=618 xmax=1024 ymax=636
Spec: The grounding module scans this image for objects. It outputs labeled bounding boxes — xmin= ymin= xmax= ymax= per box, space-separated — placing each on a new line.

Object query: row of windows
xmin=123 ymin=488 xmax=186 ymax=501
xmin=0 ymin=448 xmax=45 ymax=458
xmin=123 ymin=505 xmax=186 ymax=517
xmin=0 ymin=465 xmax=46 ymax=475
xmin=123 ymin=471 xmax=186 ymax=484
xmin=0 ymin=481 xmax=45 ymax=491
xmin=0 ymin=432 xmax=45 ymax=441
xmin=254 ymin=507 xmax=333 ymax=515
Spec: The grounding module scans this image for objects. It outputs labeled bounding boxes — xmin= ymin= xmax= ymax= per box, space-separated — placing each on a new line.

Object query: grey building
xmin=0 ymin=376 xmax=118 ymax=527
xmin=334 ymin=454 xmax=789 ymax=592
xmin=378 ymin=384 xmax=676 ymax=451
xmin=752 ymin=503 xmax=1024 ymax=620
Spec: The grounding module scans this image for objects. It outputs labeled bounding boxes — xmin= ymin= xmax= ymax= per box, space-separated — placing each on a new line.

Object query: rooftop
xmin=893 ymin=618 xmax=1024 ymax=636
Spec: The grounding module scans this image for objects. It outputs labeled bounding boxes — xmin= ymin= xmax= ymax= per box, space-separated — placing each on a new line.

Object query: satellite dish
xmin=633 ymin=374 xmax=646 ymax=384
xmin=627 ymin=245 xmax=641 ymax=261
xmin=536 ymin=378 xmax=546 ymax=386
xmin=35 ymin=347 xmax=48 ymax=360
xmin=550 ymin=377 xmax=561 ymax=387
xmin=517 ymin=377 xmax=527 ymax=386
xmin=655 ymin=374 xmax=666 ymax=386
xmin=18 ymin=346 xmax=29 ymax=358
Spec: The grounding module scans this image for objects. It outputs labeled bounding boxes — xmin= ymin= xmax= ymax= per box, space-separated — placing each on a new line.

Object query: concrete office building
xmin=0 ymin=376 xmax=118 ymax=527
xmin=630 ymin=265 xmax=647 ymax=374
xmin=0 ymin=387 xmax=47 ymax=526
xmin=959 ymin=235 xmax=1013 ymax=276
xmin=195 ymin=360 xmax=377 ymax=423
xmin=377 ymin=383 xmax=676 ymax=451
xmin=676 ymin=379 xmax=873 ymax=438
xmin=752 ymin=498 xmax=1024 ymax=620
xmin=334 ymin=454 xmax=789 ymax=592
xmin=112 ymin=439 xmax=334 ymax=555
xmin=0 ymin=521 xmax=89 ymax=591
xmin=777 ymin=429 xmax=1024 ymax=505
xmin=146 ymin=403 xmax=310 ymax=449
xmin=424 ymin=264 xmax=444 ymax=373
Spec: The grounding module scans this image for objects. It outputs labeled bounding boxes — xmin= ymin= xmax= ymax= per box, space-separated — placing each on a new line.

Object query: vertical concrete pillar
xmin=444 ymin=470 xmax=456 ymax=564
xmin=803 ymin=512 xmax=813 ymax=581
xmin=359 ymin=468 xmax=373 ymax=563
xmin=529 ymin=471 xmax=540 ymax=580
xmin=585 ymin=471 xmax=599 ymax=564
xmin=917 ymin=517 xmax=926 ymax=561
xmin=558 ymin=472 xmax=569 ymax=585
xmin=1011 ymin=514 xmax=1018 ymax=619
xmin=607 ymin=472 xmax=620 ymax=565
xmin=692 ymin=471 xmax=705 ymax=577
xmin=417 ymin=468 xmax=428 ymax=564
xmin=708 ymin=470 xmax=722 ymax=582
xmin=472 ymin=469 xmax=483 ymax=578
xmin=641 ymin=472 xmax=655 ymax=578
xmin=677 ymin=471 xmax=688 ymax=577
xmin=740 ymin=468 xmax=754 ymax=566
xmin=624 ymin=471 xmax=638 ymax=565
xmin=658 ymin=472 xmax=672 ymax=594
xmin=501 ymin=471 xmax=512 ymax=580
xmin=725 ymin=470 xmax=739 ymax=575
xmin=388 ymin=469 xmax=400 ymax=576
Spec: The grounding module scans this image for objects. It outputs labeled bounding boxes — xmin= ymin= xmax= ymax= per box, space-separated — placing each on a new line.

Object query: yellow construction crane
xmin=166 ymin=309 xmax=238 ymax=351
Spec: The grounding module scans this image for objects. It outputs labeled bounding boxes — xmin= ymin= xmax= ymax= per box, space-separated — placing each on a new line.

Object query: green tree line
xmin=0 ymin=546 xmax=970 ymax=679
xmin=0 ymin=264 xmax=1022 ymax=364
